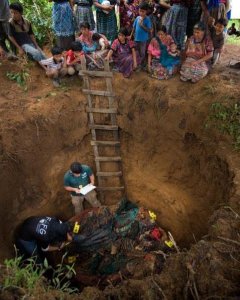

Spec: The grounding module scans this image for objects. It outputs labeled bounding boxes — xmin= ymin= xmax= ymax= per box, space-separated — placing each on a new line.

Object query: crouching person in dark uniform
xmin=15 ymin=216 xmax=73 ymax=264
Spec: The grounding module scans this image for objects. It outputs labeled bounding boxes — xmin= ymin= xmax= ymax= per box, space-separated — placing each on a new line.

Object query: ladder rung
xmin=95 ymin=156 xmax=121 ymax=162
xmin=86 ymin=107 xmax=117 ymax=114
xmin=97 ymin=171 xmax=122 ymax=177
xmin=79 ymin=70 xmax=113 ymax=78
xmin=97 ymin=186 xmax=125 ymax=191
xmin=89 ymin=125 xmax=118 ymax=130
xmin=91 ymin=141 xmax=120 ymax=146
xmin=83 ymin=89 xmax=115 ymax=97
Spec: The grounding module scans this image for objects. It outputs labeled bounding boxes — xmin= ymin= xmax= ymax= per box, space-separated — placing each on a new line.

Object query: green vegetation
xmin=6 ymin=69 xmax=29 ymax=90
xmin=3 ymin=256 xmax=45 ymax=293
xmin=226 ymin=19 xmax=240 ymax=45
xmin=3 ymin=253 xmax=78 ymax=297
xmin=226 ymin=35 xmax=240 ymax=45
xmin=44 ymin=253 xmax=78 ymax=294
xmin=207 ymin=102 xmax=240 ymax=150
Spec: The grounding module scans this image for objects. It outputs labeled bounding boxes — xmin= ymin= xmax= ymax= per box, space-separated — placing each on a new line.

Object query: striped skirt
xmin=52 ymin=2 xmax=75 ymax=37
xmin=75 ymin=6 xmax=95 ymax=32
xmin=96 ymin=9 xmax=117 ymax=43
xmin=164 ymin=4 xmax=188 ymax=50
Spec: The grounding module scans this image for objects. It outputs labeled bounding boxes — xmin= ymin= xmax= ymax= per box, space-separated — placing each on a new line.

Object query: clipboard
xmin=79 ymin=184 xmax=96 ymax=195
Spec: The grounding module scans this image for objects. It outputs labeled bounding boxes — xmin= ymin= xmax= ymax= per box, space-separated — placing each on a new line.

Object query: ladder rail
xmin=104 ymin=60 xmax=127 ymax=196
xmin=80 ymin=58 xmax=126 ymax=199
xmin=81 ymin=57 xmax=105 ymax=200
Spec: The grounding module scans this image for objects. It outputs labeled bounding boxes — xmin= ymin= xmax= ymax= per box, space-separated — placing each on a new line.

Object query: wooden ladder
xmin=79 ymin=58 xmax=126 ymax=201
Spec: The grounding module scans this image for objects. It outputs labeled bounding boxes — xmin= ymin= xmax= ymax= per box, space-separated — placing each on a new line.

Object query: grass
xmin=2 ymin=252 xmax=78 ymax=297
xmin=206 ymin=102 xmax=240 ymax=150
xmin=3 ymin=256 xmax=45 ymax=294
xmin=226 ymin=35 xmax=240 ymax=46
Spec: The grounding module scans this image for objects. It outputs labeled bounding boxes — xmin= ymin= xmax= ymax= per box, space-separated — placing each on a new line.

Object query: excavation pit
xmin=0 ymin=45 xmax=239 ymax=298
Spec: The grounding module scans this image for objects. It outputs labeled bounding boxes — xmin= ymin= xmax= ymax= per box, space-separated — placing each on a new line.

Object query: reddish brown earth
xmin=0 ymin=44 xmax=239 ymax=299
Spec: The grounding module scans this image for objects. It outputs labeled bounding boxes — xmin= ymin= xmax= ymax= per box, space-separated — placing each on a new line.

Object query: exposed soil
xmin=0 ymin=44 xmax=240 ymax=299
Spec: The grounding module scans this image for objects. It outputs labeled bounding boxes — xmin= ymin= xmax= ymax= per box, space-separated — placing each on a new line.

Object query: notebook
xmin=79 ymin=184 xmax=96 ymax=195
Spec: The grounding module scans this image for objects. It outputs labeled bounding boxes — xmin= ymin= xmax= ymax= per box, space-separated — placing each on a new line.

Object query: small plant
xmin=6 ymin=70 xmax=29 ymax=90
xmin=45 ymin=253 xmax=78 ymax=294
xmin=207 ymin=102 xmax=240 ymax=150
xmin=3 ymin=252 xmax=78 ymax=296
xmin=203 ymin=84 xmax=217 ymax=96
xmin=3 ymin=255 xmax=45 ymax=293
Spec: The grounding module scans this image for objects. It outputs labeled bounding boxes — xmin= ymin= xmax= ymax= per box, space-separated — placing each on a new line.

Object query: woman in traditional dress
xmin=77 ymin=22 xmax=109 ymax=68
xmin=148 ymin=25 xmax=180 ymax=80
xmin=119 ymin=0 xmax=139 ymax=35
xmin=106 ymin=27 xmax=140 ymax=78
xmin=93 ymin=0 xmax=118 ymax=43
xmin=74 ymin=0 xmax=95 ymax=32
xmin=163 ymin=0 xmax=191 ymax=50
xmin=50 ymin=0 xmax=75 ymax=50
xmin=180 ymin=21 xmax=213 ymax=83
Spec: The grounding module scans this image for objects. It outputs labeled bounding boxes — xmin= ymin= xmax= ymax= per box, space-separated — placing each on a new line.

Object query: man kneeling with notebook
xmin=64 ymin=162 xmax=101 ymax=215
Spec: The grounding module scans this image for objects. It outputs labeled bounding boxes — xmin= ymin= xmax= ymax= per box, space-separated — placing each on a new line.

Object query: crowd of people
xmin=0 ymin=0 xmax=232 ymax=85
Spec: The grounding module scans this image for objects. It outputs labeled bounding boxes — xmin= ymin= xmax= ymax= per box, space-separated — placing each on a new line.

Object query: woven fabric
xmin=96 ymin=9 xmax=117 ymax=43
xmin=75 ymin=6 xmax=95 ymax=31
xmin=52 ymin=2 xmax=75 ymax=37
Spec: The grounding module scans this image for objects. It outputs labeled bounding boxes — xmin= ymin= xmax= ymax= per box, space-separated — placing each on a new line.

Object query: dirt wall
xmin=0 ymin=57 xmax=238 ymax=261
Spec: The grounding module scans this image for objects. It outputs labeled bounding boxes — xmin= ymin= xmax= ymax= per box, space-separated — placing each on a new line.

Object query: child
xmin=163 ymin=43 xmax=180 ymax=76
xmin=101 ymin=0 xmax=111 ymax=14
xmin=40 ymin=46 xmax=67 ymax=87
xmin=92 ymin=33 xmax=109 ymax=50
xmin=65 ymin=41 xmax=83 ymax=75
xmin=131 ymin=2 xmax=152 ymax=65
xmin=168 ymin=43 xmax=180 ymax=57
xmin=209 ymin=18 xmax=228 ymax=66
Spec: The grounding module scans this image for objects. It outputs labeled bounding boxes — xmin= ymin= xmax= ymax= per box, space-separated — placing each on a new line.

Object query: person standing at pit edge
xmin=64 ymin=161 xmax=101 ymax=214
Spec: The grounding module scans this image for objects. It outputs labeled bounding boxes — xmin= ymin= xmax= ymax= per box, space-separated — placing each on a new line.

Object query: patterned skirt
xmin=75 ymin=6 xmax=95 ymax=32
xmin=113 ymin=51 xmax=141 ymax=78
xmin=96 ymin=9 xmax=117 ymax=43
xmin=85 ymin=49 xmax=109 ymax=70
xmin=180 ymin=57 xmax=209 ymax=82
xmin=150 ymin=58 xmax=178 ymax=80
xmin=52 ymin=2 xmax=75 ymax=37
xmin=164 ymin=4 xmax=188 ymax=50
